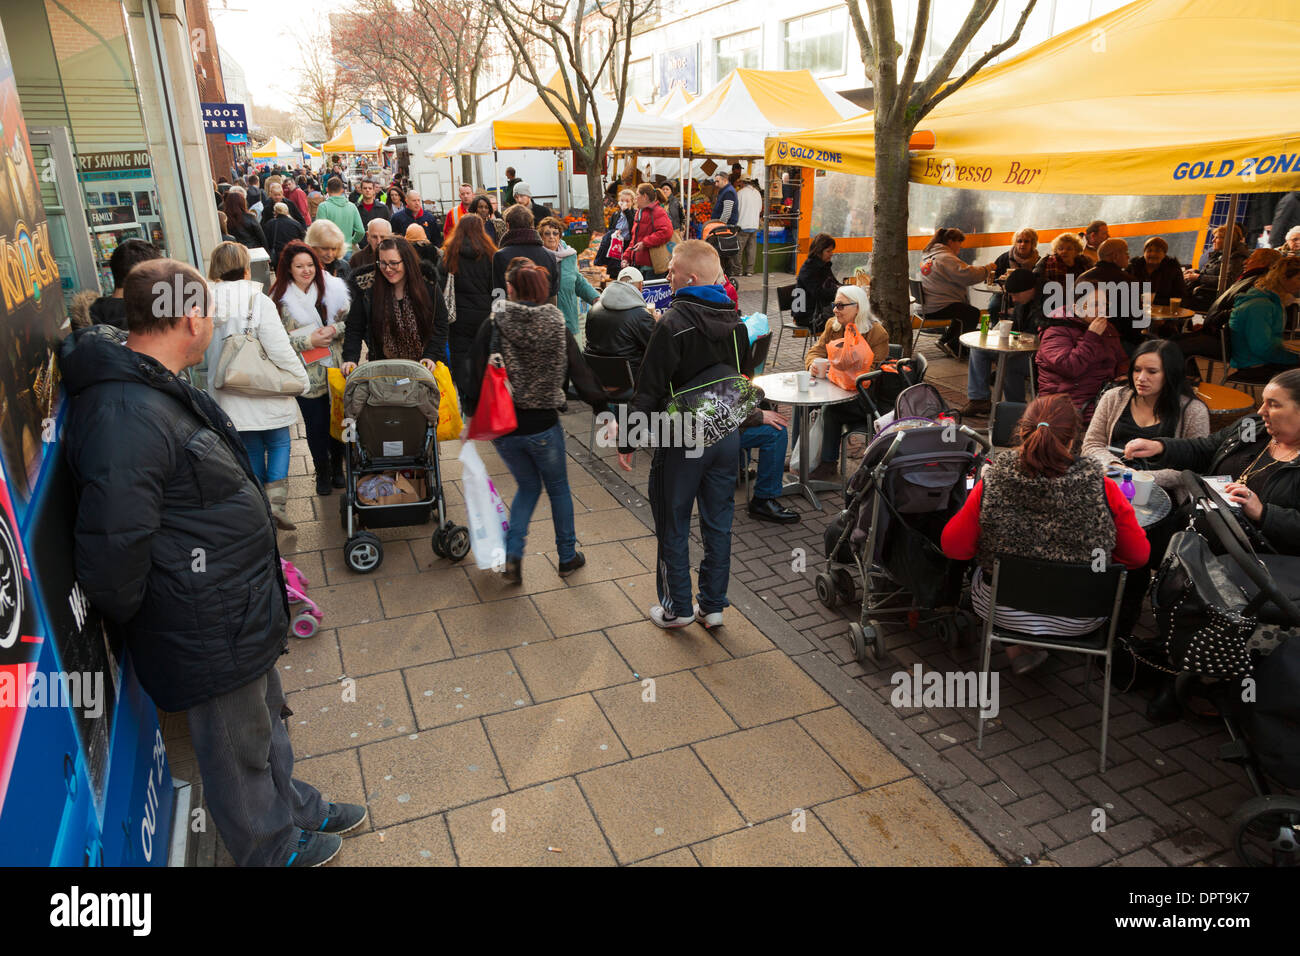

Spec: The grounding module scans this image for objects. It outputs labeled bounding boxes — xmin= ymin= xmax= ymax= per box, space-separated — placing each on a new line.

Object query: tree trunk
xmin=585 ymin=162 xmax=605 ymax=232
xmin=461 ymin=154 xmax=473 ymax=187
xmin=869 ymin=124 xmax=914 ymax=354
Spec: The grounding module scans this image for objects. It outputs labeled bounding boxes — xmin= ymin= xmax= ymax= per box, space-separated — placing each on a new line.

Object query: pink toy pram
xmin=282 ymin=558 xmax=322 ymax=638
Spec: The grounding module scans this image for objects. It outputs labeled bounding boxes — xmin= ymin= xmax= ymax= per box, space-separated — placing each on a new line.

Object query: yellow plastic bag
xmin=327 ymin=367 xmax=346 ymax=441
xmin=433 ymin=361 xmax=463 ymax=441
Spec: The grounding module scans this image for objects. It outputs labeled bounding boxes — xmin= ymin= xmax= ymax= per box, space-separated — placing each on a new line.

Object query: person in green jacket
xmin=539 ymin=215 xmax=599 ymax=341
xmin=314 ymin=177 xmax=365 ymax=252
xmin=1229 ymin=258 xmax=1300 ymax=375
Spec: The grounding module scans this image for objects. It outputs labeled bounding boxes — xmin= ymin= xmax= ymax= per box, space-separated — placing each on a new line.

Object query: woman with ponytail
xmin=941 ymin=394 xmax=1150 ymax=674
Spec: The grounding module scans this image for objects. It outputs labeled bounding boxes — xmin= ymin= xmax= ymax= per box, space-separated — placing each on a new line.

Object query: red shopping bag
xmin=467 ymin=357 xmax=517 ymax=440
xmin=826 ymin=322 xmax=875 ymax=391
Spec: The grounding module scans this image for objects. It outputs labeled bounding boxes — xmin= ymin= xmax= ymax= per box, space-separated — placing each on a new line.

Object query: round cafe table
xmin=1143 ymin=304 xmax=1198 ymax=335
xmin=1195 ymin=382 xmax=1256 ymax=430
xmin=753 ymin=372 xmax=857 ymax=511
xmin=959 ymin=330 xmax=1042 ymax=443
xmin=1130 ymin=481 xmax=1172 ymax=529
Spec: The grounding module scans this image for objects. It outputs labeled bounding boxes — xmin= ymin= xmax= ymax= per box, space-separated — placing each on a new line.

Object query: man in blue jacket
xmin=711 ymin=171 xmax=738 ymax=226
xmin=59 ymin=259 xmax=364 ymax=867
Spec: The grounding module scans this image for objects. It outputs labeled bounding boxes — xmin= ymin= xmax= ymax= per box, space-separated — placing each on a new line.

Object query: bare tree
xmin=848 ymin=0 xmax=1037 ymax=349
xmin=293 ymin=30 xmax=359 ymax=142
xmin=334 ymin=0 xmax=517 ymax=182
xmin=487 ymin=0 xmax=654 ymax=224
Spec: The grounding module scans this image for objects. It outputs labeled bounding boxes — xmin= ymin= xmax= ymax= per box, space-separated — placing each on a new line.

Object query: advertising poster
xmin=0 ymin=19 xmax=170 ymax=867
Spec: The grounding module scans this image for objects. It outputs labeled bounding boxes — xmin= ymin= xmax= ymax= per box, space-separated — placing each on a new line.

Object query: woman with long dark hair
xmin=470 ymin=194 xmax=506 ymax=242
xmin=341 ymin=236 xmax=449 ymax=374
xmin=464 ymin=258 xmax=611 ymax=585
xmin=1081 ymin=339 xmax=1210 ymax=488
xmin=271 ymin=240 xmax=351 ymax=495
xmin=222 ymin=189 xmax=267 ymax=250
xmin=792 ymin=232 xmax=841 ymax=332
xmin=438 ymin=212 xmax=498 ymax=397
xmin=942 ymin=393 xmax=1149 ymax=674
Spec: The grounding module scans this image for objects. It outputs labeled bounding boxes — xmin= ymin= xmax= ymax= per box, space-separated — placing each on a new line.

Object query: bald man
xmin=1078 ymin=236 xmax=1145 ymax=352
xmin=617 ymin=239 xmax=759 ymax=629
xmin=390 ymin=189 xmax=442 ymax=245
xmin=349 ymin=217 xmax=392 ymax=270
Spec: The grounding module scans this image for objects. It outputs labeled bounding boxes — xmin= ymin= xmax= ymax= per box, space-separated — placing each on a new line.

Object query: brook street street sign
xmin=202 ymin=102 xmax=247 ymax=136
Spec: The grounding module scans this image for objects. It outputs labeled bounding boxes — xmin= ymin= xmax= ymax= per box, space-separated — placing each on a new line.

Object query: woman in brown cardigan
xmin=1081 ymin=338 xmax=1209 ymax=488
xmin=806 ymin=285 xmax=891 ymax=482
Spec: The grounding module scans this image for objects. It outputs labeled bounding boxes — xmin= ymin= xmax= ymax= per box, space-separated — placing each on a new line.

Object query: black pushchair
xmin=339 ymin=359 xmax=470 ymax=573
xmin=701 ymin=219 xmax=741 ymax=277
xmin=1151 ymin=472 xmax=1300 ymax=866
xmin=818 ymin=372 xmax=989 ymax=663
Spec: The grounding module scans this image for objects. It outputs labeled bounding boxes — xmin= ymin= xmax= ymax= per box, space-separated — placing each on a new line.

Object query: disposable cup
xmin=796 ymin=371 xmax=812 ymax=392
xmin=1131 ymin=471 xmax=1155 ymax=506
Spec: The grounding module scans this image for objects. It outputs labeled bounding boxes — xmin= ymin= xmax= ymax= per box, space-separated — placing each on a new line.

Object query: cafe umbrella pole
xmin=762 ymin=161 xmax=772 ymax=321
xmin=1217 ymin=193 xmax=1240 ymax=294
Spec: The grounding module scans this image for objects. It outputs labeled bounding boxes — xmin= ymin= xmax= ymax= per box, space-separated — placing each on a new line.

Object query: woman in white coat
xmin=204 ymin=241 xmax=310 ymax=529
xmin=270 ymin=240 xmax=351 ymax=496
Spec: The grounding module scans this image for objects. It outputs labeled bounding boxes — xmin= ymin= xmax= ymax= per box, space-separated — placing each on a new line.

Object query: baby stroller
xmin=701 ymin=219 xmax=741 ymax=277
xmin=817 ymin=376 xmax=988 ymax=663
xmin=339 ymin=359 xmax=470 ymax=573
xmin=1151 ymin=472 xmax=1300 ymax=866
xmin=282 ymin=558 xmax=322 ymax=638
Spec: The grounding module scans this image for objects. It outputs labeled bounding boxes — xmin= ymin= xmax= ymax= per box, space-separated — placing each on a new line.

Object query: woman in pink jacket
xmin=1036 ymin=309 xmax=1128 ymax=423
xmin=623 ymin=183 xmax=674 ymax=279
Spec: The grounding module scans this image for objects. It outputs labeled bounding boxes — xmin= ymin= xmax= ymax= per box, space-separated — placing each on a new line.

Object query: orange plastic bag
xmin=826 ymin=322 xmax=874 ymax=391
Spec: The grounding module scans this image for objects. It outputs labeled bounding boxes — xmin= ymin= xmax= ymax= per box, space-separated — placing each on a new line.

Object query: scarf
xmin=280 ymin=274 xmax=349 ymax=330
xmin=1009 ymin=245 xmax=1040 ymax=269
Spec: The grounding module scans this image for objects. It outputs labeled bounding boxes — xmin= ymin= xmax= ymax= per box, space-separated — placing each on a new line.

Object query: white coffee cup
xmin=1131 ymin=471 xmax=1155 ymax=506
xmin=796 ymin=370 xmax=812 ymax=392
xmin=811 ymin=357 xmax=830 ymax=378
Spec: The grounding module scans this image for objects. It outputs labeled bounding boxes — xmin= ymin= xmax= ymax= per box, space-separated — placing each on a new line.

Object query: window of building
xmin=783 ymin=8 xmax=847 ymax=76
xmin=715 ymin=29 xmax=760 ymax=82
xmin=627 ymin=58 xmax=654 ymax=103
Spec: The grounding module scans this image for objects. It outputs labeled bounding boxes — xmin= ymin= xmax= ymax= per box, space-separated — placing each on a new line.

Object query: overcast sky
xmin=209 ymin=0 xmax=333 ymax=107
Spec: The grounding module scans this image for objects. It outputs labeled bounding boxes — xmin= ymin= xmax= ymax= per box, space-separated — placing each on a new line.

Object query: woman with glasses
xmin=803 ymin=285 xmax=890 ymax=483
xmin=341 ymin=236 xmax=449 ymax=375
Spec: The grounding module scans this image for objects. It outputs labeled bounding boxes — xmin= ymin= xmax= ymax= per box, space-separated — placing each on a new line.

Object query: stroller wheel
xmin=291 ymin=612 xmax=320 ymax=639
xmin=849 ymin=623 xmax=868 ymax=664
xmin=815 ymin=573 xmax=839 ymax=609
xmin=1228 ymin=795 xmax=1300 ymax=867
xmin=444 ymin=525 xmax=471 ymax=562
xmin=344 ymin=532 xmax=383 ymax=574
xmin=868 ymin=619 xmax=887 ymax=659
xmin=431 ymin=527 xmax=448 ymax=559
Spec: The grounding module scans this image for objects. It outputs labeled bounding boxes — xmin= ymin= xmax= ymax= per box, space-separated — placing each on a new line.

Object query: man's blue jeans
xmin=648 ymin=429 xmax=741 ymax=617
xmin=493 ymin=422 xmax=577 ymax=562
xmin=740 ymin=423 xmax=787 ymax=499
xmin=240 ymin=426 xmax=292 ymax=484
xmin=967 ymin=351 xmax=1030 ymax=402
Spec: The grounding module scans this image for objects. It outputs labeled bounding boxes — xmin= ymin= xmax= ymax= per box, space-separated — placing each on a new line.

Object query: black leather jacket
xmin=58 ymin=325 xmax=288 ymax=711
xmin=344 ymin=258 xmax=450 ymax=364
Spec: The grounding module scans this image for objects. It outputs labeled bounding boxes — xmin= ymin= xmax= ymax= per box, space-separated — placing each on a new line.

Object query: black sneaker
xmin=318 ymin=802 xmax=367 ymax=834
xmin=557 ymin=552 xmax=586 ymax=577
xmin=284 ymin=829 xmax=342 ymax=867
xmin=501 ymin=557 xmax=522 ymax=585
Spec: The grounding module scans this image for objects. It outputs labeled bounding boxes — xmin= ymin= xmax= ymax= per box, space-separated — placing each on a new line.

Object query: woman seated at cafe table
xmin=1160 ymin=247 xmax=1281 ymax=369
xmin=986 ymin=227 xmax=1041 ymax=319
xmin=1125 ymin=367 xmax=1300 ymax=554
xmin=1035 ymin=287 xmax=1128 ymax=423
xmin=1127 ymin=236 xmax=1186 ymax=307
xmin=1082 ymin=339 xmax=1209 ymax=489
xmin=941 ymin=393 xmax=1150 ymax=675
xmin=806 ymin=285 xmax=890 ymax=484
xmin=1031 ymin=232 xmax=1090 ymax=327
xmin=1228 ymin=257 xmax=1300 ymax=379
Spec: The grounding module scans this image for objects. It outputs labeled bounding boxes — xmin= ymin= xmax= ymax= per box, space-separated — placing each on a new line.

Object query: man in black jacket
xmin=85 ymin=238 xmax=161 ymax=329
xmin=354 ymin=177 xmax=390 ymax=228
xmin=617 ymin=240 xmax=757 ymax=629
xmin=263 ymin=202 xmax=306 ymax=270
xmin=584 ymin=276 xmax=655 ymax=374
xmin=59 ymin=259 xmax=364 ymax=867
xmin=493 ymin=203 xmax=558 ymax=301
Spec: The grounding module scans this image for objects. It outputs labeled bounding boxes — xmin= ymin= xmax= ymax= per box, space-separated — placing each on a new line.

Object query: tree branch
xmin=913 ymin=0 xmax=1037 ymax=121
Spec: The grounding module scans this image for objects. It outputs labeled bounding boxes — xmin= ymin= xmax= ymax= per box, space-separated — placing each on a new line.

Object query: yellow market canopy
xmin=298 ymin=140 xmax=322 ymax=157
xmin=765 ymin=0 xmax=1300 ymax=194
xmin=680 ymin=68 xmax=861 ymax=157
xmin=650 ymin=82 xmax=695 ymax=117
xmin=321 ymin=123 xmax=386 ymax=154
xmin=251 ymin=136 xmax=296 ymax=158
xmin=432 ymin=70 xmax=682 ymax=156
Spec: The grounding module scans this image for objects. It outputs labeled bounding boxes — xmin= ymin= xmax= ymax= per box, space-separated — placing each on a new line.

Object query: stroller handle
xmin=958 ymin=423 xmax=992 ymax=452
xmin=1178 ymin=469 xmax=1300 ymax=625
xmin=855 ymin=357 xmax=917 ymax=416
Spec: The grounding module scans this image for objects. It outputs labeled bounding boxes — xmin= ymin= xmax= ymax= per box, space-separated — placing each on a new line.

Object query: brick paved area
xmin=166 ymin=272 xmax=1250 ymax=867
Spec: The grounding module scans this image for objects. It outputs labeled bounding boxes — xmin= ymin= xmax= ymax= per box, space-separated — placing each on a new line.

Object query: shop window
xmin=715 ymin=29 xmax=760 ymax=82
xmin=782 ymin=8 xmax=846 ymax=77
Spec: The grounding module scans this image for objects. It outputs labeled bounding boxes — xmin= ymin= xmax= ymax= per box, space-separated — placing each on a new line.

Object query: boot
xmin=329 ymin=445 xmax=346 ymax=488
xmin=314 ymin=459 xmax=332 ymax=496
xmin=265 ymin=479 xmax=296 ymax=531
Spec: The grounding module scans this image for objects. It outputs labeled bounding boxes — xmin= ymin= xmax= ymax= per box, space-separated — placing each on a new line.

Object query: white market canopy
xmin=321 ymin=123 xmax=386 ymax=154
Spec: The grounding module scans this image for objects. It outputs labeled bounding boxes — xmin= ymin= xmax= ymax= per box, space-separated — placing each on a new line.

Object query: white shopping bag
xmin=458 ymin=442 xmax=509 ymax=570
xmin=788 ymin=408 xmax=823 ymax=473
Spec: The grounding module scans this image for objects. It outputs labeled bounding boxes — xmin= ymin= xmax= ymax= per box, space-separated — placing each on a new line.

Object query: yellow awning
xmin=491 ymin=70 xmax=590 ymax=149
xmin=765 ymin=0 xmax=1300 ymax=194
xmin=321 ymin=124 xmax=386 ymax=153
xmin=298 ymin=141 xmax=322 ymax=157
xmin=250 ymin=136 xmax=296 ymax=158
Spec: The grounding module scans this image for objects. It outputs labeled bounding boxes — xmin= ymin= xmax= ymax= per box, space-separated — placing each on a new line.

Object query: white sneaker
xmin=694 ymin=604 xmax=723 ymax=629
xmin=650 ymin=605 xmax=694 ymax=629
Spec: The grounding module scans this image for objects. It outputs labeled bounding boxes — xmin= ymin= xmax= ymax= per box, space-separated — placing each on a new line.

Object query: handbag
xmin=664 ymin=333 xmax=760 ymax=449
xmin=1151 ymin=526 xmax=1256 ymax=678
xmin=466 ymin=320 xmax=517 ymax=441
xmin=327 ymin=367 xmax=346 ymax=441
xmin=214 ymin=293 xmax=304 ymax=397
xmin=648 ymin=240 xmax=671 ymax=274
xmin=443 ymin=271 xmax=457 ymax=325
